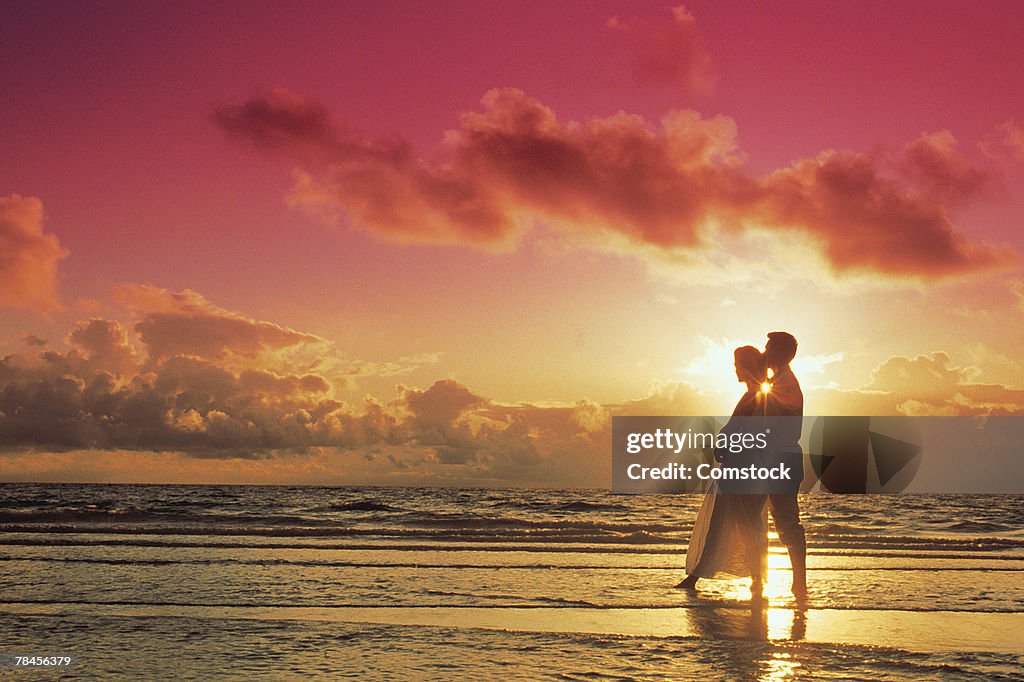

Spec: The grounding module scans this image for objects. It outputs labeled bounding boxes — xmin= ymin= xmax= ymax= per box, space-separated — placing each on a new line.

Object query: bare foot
xmin=675 ymin=575 xmax=699 ymax=589
xmin=792 ymin=580 xmax=808 ymax=602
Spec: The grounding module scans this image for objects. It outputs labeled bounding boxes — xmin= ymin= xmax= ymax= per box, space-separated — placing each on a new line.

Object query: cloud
xmin=864 ymin=352 xmax=975 ymax=402
xmin=981 ymin=119 xmax=1024 ymax=162
xmin=1013 ymin=279 xmax=1024 ymax=313
xmin=402 ymin=379 xmax=485 ymax=430
xmin=66 ymin=318 xmax=138 ymax=376
xmin=606 ymin=5 xmax=715 ymax=95
xmin=0 ymin=329 xmax=613 ymax=484
xmin=0 ymin=287 xmax=441 ymax=457
xmin=0 ymin=293 xmax=612 ymax=485
xmin=615 ymin=381 xmax=709 ymax=416
xmin=216 ymin=88 xmax=1015 ymax=281
xmin=212 ymin=87 xmax=340 ymax=159
xmin=681 ymin=336 xmax=746 ymax=378
xmin=109 ymin=284 xmax=436 ymax=387
xmin=112 ymin=284 xmax=325 ymax=369
xmin=814 ymin=351 xmax=1024 ymax=416
xmin=891 ymin=131 xmax=989 ymax=206
xmin=0 ymin=195 xmax=68 ymax=310
xmin=756 ymin=141 xmax=1009 ymax=277
xmin=0 ymin=343 xmax=345 ymax=454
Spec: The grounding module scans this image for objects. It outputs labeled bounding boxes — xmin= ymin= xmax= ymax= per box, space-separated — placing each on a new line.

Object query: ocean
xmin=1 ymin=484 xmax=1022 ymax=679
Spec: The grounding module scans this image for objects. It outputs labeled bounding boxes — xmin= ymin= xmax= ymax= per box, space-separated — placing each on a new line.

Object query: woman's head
xmin=733 ymin=345 xmax=765 ymax=386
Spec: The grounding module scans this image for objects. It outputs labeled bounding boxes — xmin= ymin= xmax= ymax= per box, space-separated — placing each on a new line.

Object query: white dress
xmin=684 ymin=397 xmax=769 ymax=580
xmin=685 ymin=481 xmax=767 ymax=579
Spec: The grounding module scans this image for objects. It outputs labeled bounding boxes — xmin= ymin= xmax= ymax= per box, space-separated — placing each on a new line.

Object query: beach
xmin=1 ymin=484 xmax=1022 ymax=679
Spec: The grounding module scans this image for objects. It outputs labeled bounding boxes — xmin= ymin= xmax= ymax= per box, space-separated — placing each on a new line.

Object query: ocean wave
xmin=0 ymin=537 xmax=688 ymax=553
xmin=326 ymin=500 xmax=398 ymax=512
xmin=0 ymin=507 xmax=680 ymax=534
xmin=390 ymin=513 xmax=682 ymax=534
xmin=945 ymin=521 xmax=1015 ymax=532
xmin=0 ymin=509 xmax=337 ymax=527
xmin=0 ymin=509 xmax=156 ymax=523
xmin=486 ymin=500 xmax=631 ymax=513
xmin=2 ymin=527 xmax=1022 ymax=556
xmin=0 ymin=522 xmax=675 ymax=541
xmin=6 ymin=537 xmax=1024 ymax=563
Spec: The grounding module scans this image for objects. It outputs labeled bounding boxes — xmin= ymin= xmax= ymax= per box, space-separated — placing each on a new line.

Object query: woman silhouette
xmin=676 ymin=345 xmax=769 ymax=598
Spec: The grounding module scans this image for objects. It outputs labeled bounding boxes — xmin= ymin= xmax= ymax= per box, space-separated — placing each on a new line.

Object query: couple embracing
xmin=676 ymin=332 xmax=807 ymax=600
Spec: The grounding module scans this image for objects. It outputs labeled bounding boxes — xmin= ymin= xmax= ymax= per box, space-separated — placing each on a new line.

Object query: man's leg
xmin=769 ymin=494 xmax=806 ymax=596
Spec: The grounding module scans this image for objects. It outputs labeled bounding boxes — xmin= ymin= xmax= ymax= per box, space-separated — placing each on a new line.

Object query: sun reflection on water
xmin=761 ymin=651 xmax=801 ymax=680
xmin=716 ymin=547 xmax=794 ymax=604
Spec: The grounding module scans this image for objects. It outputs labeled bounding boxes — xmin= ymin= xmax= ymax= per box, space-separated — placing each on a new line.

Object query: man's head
xmin=765 ymin=331 xmax=797 ymax=370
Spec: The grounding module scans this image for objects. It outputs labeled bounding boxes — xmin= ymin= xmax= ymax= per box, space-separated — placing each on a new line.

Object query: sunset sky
xmin=2 ymin=1 xmax=1023 ymax=486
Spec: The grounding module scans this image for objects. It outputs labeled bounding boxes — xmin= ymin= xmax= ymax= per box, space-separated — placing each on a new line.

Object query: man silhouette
xmin=763 ymin=331 xmax=807 ymax=597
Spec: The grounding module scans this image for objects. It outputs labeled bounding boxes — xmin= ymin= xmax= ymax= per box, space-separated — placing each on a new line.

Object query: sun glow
xmin=761 ymin=381 xmax=772 ymax=395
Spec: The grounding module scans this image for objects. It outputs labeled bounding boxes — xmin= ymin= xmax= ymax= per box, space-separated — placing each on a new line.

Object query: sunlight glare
xmin=762 ymin=650 xmax=801 ymax=680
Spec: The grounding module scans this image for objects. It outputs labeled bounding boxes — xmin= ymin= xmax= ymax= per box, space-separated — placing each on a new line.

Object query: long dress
xmin=684 ymin=390 xmax=769 ymax=581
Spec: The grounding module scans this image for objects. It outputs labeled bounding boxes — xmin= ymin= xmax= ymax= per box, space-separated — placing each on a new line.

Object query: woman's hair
xmin=734 ymin=345 xmax=765 ymax=383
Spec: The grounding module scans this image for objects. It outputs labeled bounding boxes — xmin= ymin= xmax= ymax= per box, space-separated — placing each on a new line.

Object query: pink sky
xmin=2 ymin=1 xmax=1023 ymax=486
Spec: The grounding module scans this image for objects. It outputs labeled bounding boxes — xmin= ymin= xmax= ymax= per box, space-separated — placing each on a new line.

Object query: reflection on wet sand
xmin=684 ymin=604 xmax=808 ymax=679
xmin=685 ymin=602 xmax=807 ymax=642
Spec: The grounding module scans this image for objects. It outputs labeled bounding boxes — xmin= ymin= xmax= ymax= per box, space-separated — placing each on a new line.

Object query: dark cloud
xmin=0 ymin=299 xmax=608 ymax=482
xmin=606 ymin=5 xmax=715 ymax=95
xmin=0 ymin=195 xmax=68 ymax=310
xmin=0 ymin=289 xmax=389 ymax=455
xmin=214 ymin=87 xmax=346 ymax=161
xmin=0 ymin=348 xmax=346 ymax=455
xmin=0 ymin=332 xmax=611 ymax=483
xmin=216 ymin=88 xmax=1015 ymax=279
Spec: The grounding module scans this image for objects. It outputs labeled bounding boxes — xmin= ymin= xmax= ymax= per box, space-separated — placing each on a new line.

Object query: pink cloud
xmin=982 ymin=119 xmax=1024 ymax=162
xmin=217 ymin=88 xmax=1015 ymax=280
xmin=892 ymin=131 xmax=989 ymax=205
xmin=757 ymin=143 xmax=1004 ymax=277
xmin=112 ymin=284 xmax=324 ymax=365
xmin=606 ymin=5 xmax=715 ymax=95
xmin=0 ymin=195 xmax=68 ymax=310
